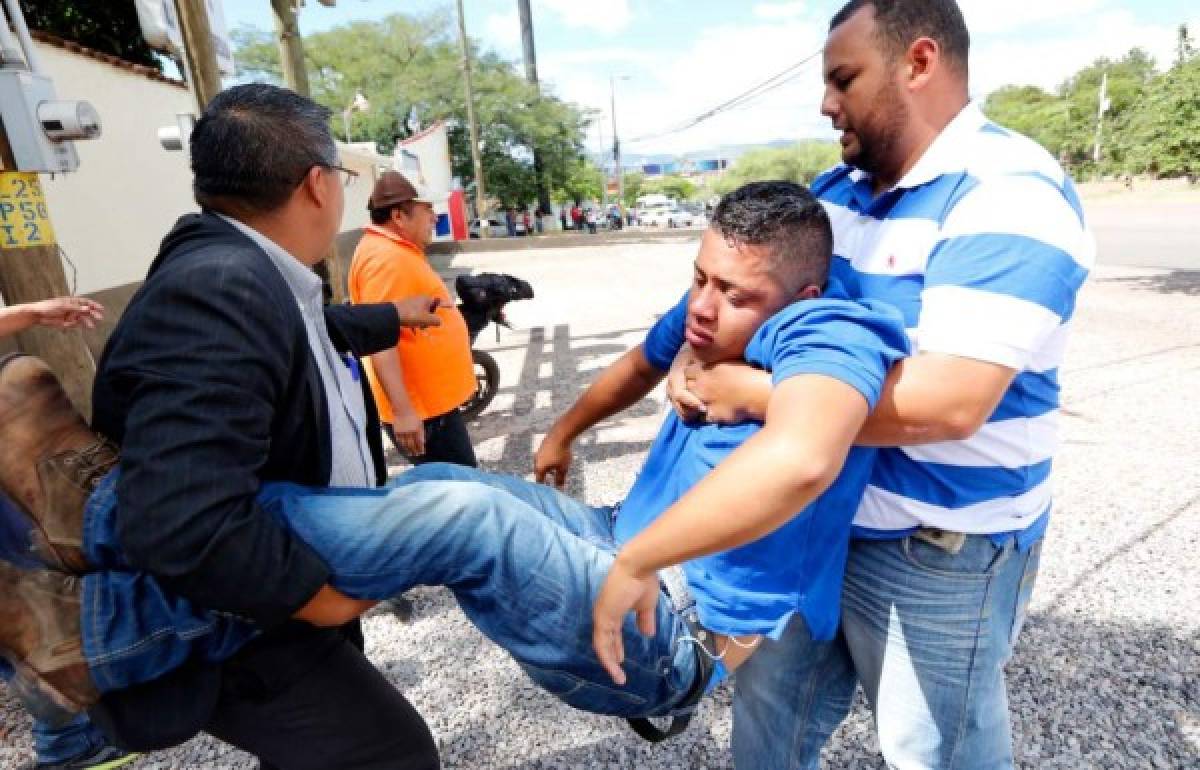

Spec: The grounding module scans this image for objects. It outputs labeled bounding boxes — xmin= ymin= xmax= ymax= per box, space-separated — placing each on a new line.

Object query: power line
xmin=626 ymin=46 xmax=824 ymax=144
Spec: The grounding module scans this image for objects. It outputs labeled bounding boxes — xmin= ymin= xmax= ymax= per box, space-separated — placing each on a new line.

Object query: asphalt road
xmin=1087 ymin=194 xmax=1199 ymax=269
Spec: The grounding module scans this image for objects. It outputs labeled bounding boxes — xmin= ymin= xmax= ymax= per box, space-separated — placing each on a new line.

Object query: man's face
xmin=685 ymin=228 xmax=795 ymax=365
xmin=395 ymin=201 xmax=437 ymax=248
xmin=821 ymin=6 xmax=910 ymax=176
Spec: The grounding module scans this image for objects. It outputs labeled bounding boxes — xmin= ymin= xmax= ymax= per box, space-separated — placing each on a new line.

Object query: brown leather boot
xmin=0 ymin=354 xmax=117 ymax=574
xmin=0 ymin=560 xmax=99 ymax=725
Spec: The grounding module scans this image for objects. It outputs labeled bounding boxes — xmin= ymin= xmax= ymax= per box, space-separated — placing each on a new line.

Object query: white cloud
xmin=958 ymin=0 xmax=1107 ymax=36
xmin=535 ymin=0 xmax=633 ymax=35
xmin=969 ymin=9 xmax=1190 ymax=97
xmin=752 ymin=1 xmax=809 ymax=20
xmin=544 ymin=17 xmax=831 ymax=157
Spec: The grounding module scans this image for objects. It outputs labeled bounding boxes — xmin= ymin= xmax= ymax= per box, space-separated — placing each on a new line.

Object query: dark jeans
xmin=384 ymin=408 xmax=477 ymax=467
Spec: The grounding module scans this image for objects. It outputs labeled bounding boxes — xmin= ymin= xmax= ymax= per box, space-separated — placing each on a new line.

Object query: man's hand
xmin=393 ymin=295 xmax=443 ymax=329
xmin=392 ymin=403 xmax=426 ymax=457
xmin=293 ymin=585 xmax=377 ymax=627
xmin=534 ymin=431 xmax=573 ymax=488
xmin=666 ymin=346 xmax=706 ymax=422
xmin=592 ymin=555 xmax=660 ymax=686
xmin=684 ymin=359 xmax=771 ymax=424
xmin=30 ymin=296 xmax=105 ymax=330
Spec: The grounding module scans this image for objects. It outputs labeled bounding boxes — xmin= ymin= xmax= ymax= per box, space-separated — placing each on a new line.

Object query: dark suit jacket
xmin=89 ymin=211 xmax=400 ymax=747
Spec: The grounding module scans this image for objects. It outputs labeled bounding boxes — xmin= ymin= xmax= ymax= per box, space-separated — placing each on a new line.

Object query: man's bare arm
xmin=674 ymin=351 xmax=1016 ymax=446
xmin=592 ymin=374 xmax=868 ymax=682
xmin=293 ymin=585 xmax=377 ymax=627
xmin=369 ymin=348 xmax=425 ymax=456
xmin=534 ymin=345 xmax=665 ymax=487
xmin=855 ymin=353 xmax=1015 ymax=445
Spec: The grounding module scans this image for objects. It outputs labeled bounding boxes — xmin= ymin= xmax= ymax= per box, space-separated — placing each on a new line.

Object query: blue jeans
xmin=0 ymin=660 xmax=112 ymax=765
xmin=79 ymin=464 xmax=701 ymax=718
xmin=733 ymin=533 xmax=1042 ymax=769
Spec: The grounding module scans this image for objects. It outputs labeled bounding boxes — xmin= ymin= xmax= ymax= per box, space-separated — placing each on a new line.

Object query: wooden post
xmin=455 ymin=0 xmax=487 ymax=227
xmin=175 ymin=0 xmax=222 ymax=109
xmin=0 ymin=139 xmax=96 ymax=416
xmin=271 ymin=0 xmax=310 ymax=96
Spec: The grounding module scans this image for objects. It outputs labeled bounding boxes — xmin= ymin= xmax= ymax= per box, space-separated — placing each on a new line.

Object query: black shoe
xmin=35 ymin=744 xmax=139 ymax=769
xmin=381 ymin=596 xmax=415 ymax=624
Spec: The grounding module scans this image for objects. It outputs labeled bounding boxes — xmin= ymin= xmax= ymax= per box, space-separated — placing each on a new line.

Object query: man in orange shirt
xmin=349 ymin=171 xmax=479 ymax=467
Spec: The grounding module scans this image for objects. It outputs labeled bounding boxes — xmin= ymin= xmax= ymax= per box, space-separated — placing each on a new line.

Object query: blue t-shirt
xmin=615 ymin=283 xmax=909 ymax=641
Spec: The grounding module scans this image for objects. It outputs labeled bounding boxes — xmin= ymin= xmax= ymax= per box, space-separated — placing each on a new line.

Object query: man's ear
xmin=797 ymin=283 xmax=822 ymax=300
xmin=906 ymin=37 xmax=939 ymax=92
xmin=300 ymin=166 xmax=329 ymax=208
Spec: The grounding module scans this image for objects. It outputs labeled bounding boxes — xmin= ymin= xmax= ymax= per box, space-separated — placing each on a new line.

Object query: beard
xmin=843 ymin=79 xmax=909 ymax=177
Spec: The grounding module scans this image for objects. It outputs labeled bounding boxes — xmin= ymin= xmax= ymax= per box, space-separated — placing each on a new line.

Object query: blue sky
xmin=220 ymin=0 xmax=1200 ymax=156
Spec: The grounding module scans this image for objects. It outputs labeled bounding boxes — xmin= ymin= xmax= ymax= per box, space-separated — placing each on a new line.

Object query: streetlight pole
xmin=610 ymin=75 xmax=629 ymax=208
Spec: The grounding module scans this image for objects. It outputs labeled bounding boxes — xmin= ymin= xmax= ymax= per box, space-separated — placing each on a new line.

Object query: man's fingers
xmin=593 ymin=625 xmax=627 ymax=685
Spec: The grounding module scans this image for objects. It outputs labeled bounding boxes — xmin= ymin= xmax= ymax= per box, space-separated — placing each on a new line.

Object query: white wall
xmin=35 ymin=42 xmax=197 ymax=294
xmin=33 ymin=43 xmax=380 ymax=295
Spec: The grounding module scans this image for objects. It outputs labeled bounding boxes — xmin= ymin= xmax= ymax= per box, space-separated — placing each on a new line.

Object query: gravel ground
xmin=2 ymin=232 xmax=1197 ymax=769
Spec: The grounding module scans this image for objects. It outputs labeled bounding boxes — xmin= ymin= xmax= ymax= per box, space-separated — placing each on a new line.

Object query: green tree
xmin=621 ymin=171 xmax=645 ymax=207
xmin=19 ymin=0 xmax=160 ymax=69
xmin=552 ymin=159 xmax=604 ymax=204
xmin=714 ymin=141 xmax=840 ymax=194
xmin=232 ymin=12 xmax=591 ymax=210
xmin=640 ymin=174 xmax=697 ymax=201
xmin=1054 ymin=48 xmax=1156 ymax=171
xmin=983 ymin=85 xmax=1070 ymax=157
xmin=1112 ymin=55 xmax=1200 ymax=178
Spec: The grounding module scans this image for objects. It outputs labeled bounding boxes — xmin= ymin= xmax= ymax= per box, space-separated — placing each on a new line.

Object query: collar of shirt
xmin=217 ymin=214 xmax=323 ymax=308
xmin=846 ymin=101 xmax=985 ymax=193
xmin=364 ymin=224 xmax=425 ymax=256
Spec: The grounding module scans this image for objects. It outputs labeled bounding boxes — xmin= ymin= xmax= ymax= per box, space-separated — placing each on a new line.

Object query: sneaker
xmin=35 ymin=744 xmax=140 ymax=769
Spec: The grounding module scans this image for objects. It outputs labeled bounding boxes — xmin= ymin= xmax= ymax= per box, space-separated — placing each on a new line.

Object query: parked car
xmin=469 ymin=218 xmax=507 ymax=239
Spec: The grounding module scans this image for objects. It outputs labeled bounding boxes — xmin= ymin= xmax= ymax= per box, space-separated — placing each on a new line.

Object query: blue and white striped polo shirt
xmin=812 ymin=102 xmax=1094 ymax=537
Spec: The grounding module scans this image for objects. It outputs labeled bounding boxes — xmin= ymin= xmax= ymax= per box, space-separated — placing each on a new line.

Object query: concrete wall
xmin=29 ymin=42 xmax=383 ymax=301
xmin=34 ymin=41 xmax=197 ymax=296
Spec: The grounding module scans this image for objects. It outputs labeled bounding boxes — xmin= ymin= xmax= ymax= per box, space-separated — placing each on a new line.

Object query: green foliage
xmin=713 ymin=141 xmax=840 ymax=194
xmin=640 ymin=174 xmax=697 ymax=201
xmin=982 ymin=85 xmax=1070 ymax=158
xmin=19 ymin=0 xmax=160 ymax=69
xmin=1112 ymin=56 xmax=1200 ymax=178
xmin=621 ymin=171 xmax=645 ymax=207
xmin=231 ymin=12 xmax=591 ymax=209
xmin=552 ymin=159 xmax=603 ymax=204
xmin=984 ymin=39 xmax=1200 ymax=178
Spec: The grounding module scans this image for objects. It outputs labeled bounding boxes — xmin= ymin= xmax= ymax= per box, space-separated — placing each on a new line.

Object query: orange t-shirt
xmin=348 ymin=226 xmax=476 ymax=422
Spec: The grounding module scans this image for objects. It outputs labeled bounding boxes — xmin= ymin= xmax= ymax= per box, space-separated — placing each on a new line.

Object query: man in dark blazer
xmin=0 ymin=84 xmax=441 ymax=769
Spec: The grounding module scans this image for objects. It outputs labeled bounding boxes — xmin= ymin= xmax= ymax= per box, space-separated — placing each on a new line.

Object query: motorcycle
xmin=454 ymin=272 xmax=534 ymax=420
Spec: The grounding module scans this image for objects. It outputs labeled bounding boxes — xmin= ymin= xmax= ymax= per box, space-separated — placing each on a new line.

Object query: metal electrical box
xmin=0 ymin=69 xmax=91 ymax=173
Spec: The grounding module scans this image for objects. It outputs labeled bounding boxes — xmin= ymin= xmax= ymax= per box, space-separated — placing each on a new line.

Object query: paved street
xmin=2 ymin=193 xmax=1197 ymax=769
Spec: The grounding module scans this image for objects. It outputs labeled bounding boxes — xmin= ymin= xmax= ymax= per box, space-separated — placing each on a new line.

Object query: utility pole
xmin=0 ymin=7 xmax=96 ymax=415
xmin=517 ymin=0 xmax=551 ymax=221
xmin=271 ymin=0 xmax=310 ymax=96
xmin=455 ymin=0 xmax=487 ymax=231
xmin=175 ymin=0 xmax=222 ymax=109
xmin=1093 ymin=71 xmax=1108 ymax=166
xmin=610 ymin=75 xmax=621 ymax=209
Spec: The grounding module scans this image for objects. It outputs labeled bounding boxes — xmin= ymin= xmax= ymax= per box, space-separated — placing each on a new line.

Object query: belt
xmin=625 ymin=565 xmax=716 ymax=743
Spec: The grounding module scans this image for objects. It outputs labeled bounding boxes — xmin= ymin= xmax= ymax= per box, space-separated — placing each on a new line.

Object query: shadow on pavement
xmin=1101 ymin=270 xmax=1200 ymax=296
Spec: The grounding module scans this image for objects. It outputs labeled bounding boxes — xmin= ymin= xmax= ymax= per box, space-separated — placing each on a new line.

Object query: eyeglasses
xmin=318 ymin=163 xmax=359 ymax=188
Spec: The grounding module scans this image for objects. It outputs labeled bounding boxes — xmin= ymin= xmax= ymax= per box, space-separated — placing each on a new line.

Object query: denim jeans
xmin=79 ymin=464 xmax=701 ymax=718
xmin=0 ymin=660 xmax=111 ymax=765
xmin=732 ymin=533 xmax=1042 ymax=769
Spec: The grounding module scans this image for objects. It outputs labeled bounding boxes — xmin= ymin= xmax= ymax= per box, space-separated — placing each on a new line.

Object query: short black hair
xmin=830 ymin=0 xmax=970 ymax=75
xmin=369 ymin=201 xmax=420 ymax=225
xmin=710 ymin=181 xmax=832 ymax=292
xmin=191 ymin=83 xmax=336 ymax=214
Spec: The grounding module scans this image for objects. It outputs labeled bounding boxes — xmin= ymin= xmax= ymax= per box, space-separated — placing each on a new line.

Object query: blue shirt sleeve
xmin=642 ymin=291 xmax=688 ymax=371
xmin=746 ymin=298 xmax=910 ymax=409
